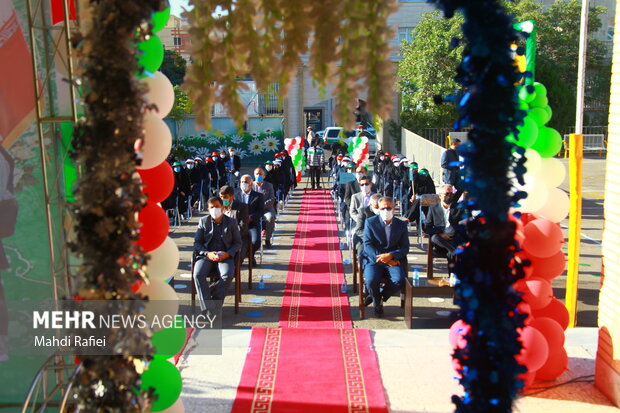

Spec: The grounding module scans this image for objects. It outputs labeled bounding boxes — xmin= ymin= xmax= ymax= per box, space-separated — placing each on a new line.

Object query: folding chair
xmin=166 ymin=196 xmax=181 ymax=232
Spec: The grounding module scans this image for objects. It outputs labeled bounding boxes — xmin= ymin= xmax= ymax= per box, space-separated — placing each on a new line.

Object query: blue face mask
xmin=173 ymin=167 xmax=181 ymax=173
xmin=187 ymin=164 xmax=194 ymax=169
xmin=255 ymin=175 xmax=264 ymax=183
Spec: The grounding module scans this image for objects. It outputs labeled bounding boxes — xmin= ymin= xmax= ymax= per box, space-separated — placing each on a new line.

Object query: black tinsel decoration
xmin=69 ymin=0 xmax=163 ymax=410
xmin=427 ymin=0 xmax=528 ymax=412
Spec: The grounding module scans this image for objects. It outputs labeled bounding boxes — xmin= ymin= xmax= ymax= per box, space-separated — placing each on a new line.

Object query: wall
xmin=596 ymin=0 xmax=620 ymax=406
xmin=400 ymin=127 xmax=444 ymax=184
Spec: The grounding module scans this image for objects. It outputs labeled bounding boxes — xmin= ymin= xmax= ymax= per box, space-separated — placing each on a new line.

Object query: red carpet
xmin=232 ymin=189 xmax=389 ymax=413
xmin=279 ymin=189 xmax=351 ymax=329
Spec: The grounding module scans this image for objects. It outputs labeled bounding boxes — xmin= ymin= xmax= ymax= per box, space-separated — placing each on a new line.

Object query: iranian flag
xmin=0 ymin=2 xmax=36 ymax=148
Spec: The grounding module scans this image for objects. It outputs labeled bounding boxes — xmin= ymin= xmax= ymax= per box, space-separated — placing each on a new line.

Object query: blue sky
xmin=169 ymin=0 xmax=193 ymax=17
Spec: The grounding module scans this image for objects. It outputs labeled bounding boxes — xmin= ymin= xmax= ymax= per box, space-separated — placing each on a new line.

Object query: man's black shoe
xmin=363 ymin=295 xmax=373 ymax=307
xmin=265 ymin=240 xmax=272 ymax=248
xmin=381 ymin=292 xmax=391 ymax=303
xmin=374 ymin=305 xmax=384 ymax=317
xmin=252 ymin=258 xmax=258 ymax=266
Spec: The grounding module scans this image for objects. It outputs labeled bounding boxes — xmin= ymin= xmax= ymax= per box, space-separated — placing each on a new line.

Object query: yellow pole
xmin=566 ymin=133 xmax=583 ymax=328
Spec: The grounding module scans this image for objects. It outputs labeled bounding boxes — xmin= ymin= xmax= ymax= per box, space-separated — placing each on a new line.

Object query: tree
xmin=160 ymin=49 xmax=187 ymax=85
xmin=398 ymin=0 xmax=609 ymax=134
xmin=169 ymin=85 xmax=193 ymax=141
xmin=397 ymin=11 xmax=463 ymax=131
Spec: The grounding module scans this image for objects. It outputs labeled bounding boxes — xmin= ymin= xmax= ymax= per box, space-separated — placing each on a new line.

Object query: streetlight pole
xmin=566 ymin=0 xmax=589 ymax=328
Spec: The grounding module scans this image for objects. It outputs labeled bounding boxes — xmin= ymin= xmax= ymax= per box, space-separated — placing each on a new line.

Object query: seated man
xmin=349 ymin=175 xmax=375 ymax=224
xmin=219 ymin=185 xmax=250 ymax=258
xmin=362 ymin=196 xmax=409 ymax=317
xmin=235 ymin=174 xmax=264 ymax=265
xmin=424 ymin=184 xmax=466 ymax=263
xmin=354 ymin=193 xmax=381 ymax=256
xmin=193 ymin=197 xmax=242 ymax=310
xmin=253 ymin=167 xmax=277 ymax=248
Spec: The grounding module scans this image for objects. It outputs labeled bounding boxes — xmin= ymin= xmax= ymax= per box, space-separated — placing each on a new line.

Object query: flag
xmin=0 ymin=3 xmax=36 ymax=148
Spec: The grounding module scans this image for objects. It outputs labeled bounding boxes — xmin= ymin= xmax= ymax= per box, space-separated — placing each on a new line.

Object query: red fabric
xmin=232 ymin=190 xmax=388 ymax=412
xmin=231 ymin=327 xmax=388 ymax=413
xmin=279 ymin=189 xmax=352 ymax=329
xmin=50 ymin=0 xmax=76 ymax=25
xmin=0 ymin=9 xmax=36 ymax=143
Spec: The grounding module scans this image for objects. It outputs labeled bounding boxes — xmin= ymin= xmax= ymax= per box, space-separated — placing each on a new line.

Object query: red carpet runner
xmin=232 ymin=189 xmax=389 ymax=413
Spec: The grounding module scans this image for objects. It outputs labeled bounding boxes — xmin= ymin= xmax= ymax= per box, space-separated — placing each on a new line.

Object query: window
xmin=258 ymin=83 xmax=283 ymax=115
xmin=398 ymin=27 xmax=415 ymax=44
xmin=607 ymin=26 xmax=614 ymax=41
xmin=173 ymin=37 xmax=182 ymax=47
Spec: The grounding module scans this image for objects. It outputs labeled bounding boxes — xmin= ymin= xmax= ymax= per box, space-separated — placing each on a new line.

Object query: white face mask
xmin=380 ymin=156 xmax=385 ymax=161
xmin=266 ymin=165 xmax=273 ymax=171
xmin=187 ymin=164 xmax=194 ymax=169
xmin=362 ymin=184 xmax=371 ymax=194
xmin=371 ymin=207 xmax=380 ymax=215
xmin=356 ymin=173 xmax=364 ymax=181
xmin=220 ymin=154 xmax=225 ymax=159
xmin=379 ymin=209 xmax=393 ymax=222
xmin=240 ymin=182 xmax=251 ymax=192
xmin=229 ymin=152 xmax=235 ymax=156
xmin=209 ymin=207 xmax=222 ymax=220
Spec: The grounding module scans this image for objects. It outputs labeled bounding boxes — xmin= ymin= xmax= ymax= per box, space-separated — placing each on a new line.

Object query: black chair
xmin=190 ymin=251 xmax=241 ymax=314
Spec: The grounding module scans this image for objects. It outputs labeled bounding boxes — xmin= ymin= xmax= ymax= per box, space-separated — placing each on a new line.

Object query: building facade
xmin=159 ymin=15 xmax=192 ymax=62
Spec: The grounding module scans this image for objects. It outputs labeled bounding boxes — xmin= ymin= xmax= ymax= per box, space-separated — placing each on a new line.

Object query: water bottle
xmin=341 ymin=278 xmax=347 ymax=294
xmin=413 ymin=268 xmax=420 ymax=286
xmin=258 ymin=275 xmax=266 ymax=289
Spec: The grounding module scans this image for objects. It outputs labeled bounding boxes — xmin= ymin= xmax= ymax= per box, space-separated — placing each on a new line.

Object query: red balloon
xmin=535 ymin=346 xmax=568 ymax=381
xmin=136 ymin=204 xmax=169 ymax=252
xmin=513 ymin=279 xmax=530 ymax=294
xmin=520 ymin=213 xmax=536 ymax=225
xmin=138 ymin=161 xmax=174 ymax=204
xmin=522 ymin=219 xmax=564 ymax=258
xmin=516 ymin=326 xmax=549 ymax=373
xmin=509 ymin=213 xmax=525 ymax=246
xmin=529 ymin=250 xmax=566 ymax=281
xmin=532 ymin=298 xmax=569 ymax=330
xmin=449 ymin=320 xmax=470 ymax=349
xmin=524 ymin=277 xmax=553 ymax=310
xmin=518 ymin=370 xmax=536 ymax=392
xmin=530 ymin=317 xmax=565 ymax=349
xmin=451 ymin=357 xmax=463 ymax=378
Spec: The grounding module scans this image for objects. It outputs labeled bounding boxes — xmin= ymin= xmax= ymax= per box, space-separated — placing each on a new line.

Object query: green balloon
xmin=533 ymin=82 xmax=547 ymax=98
xmin=518 ymin=99 xmax=529 ymax=110
xmin=512 ymin=115 xmax=539 ymax=148
xmin=137 ymin=35 xmax=164 ymax=77
xmin=531 ymin=126 xmax=563 ymax=158
xmin=529 ymin=94 xmax=548 ymax=109
xmin=152 ymin=4 xmax=171 ymax=33
xmin=152 ymin=326 xmax=186 ymax=359
xmin=140 ymin=359 xmax=182 ymax=411
xmin=527 ymin=107 xmax=548 ymax=126
xmin=518 ymin=85 xmax=536 ymax=104
xmin=542 ymin=105 xmax=552 ymax=123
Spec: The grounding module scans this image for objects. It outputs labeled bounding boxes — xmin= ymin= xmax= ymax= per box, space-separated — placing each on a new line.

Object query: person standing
xmin=253 ymin=167 xmax=276 ymax=248
xmin=306 ymin=126 xmax=317 ymax=147
xmin=441 ymin=138 xmax=461 ymax=187
xmin=226 ymin=147 xmax=241 ymax=188
xmin=235 ymin=175 xmax=264 ymax=265
xmin=306 ymin=139 xmax=325 ymax=190
xmin=216 ymin=150 xmax=227 ymax=190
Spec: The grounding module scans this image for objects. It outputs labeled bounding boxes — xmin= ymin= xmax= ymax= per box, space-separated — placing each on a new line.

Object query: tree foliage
xmin=398 ymin=0 xmax=609 ymax=133
xmin=169 ymin=85 xmax=193 ymax=139
xmin=160 ymin=49 xmax=187 ymax=86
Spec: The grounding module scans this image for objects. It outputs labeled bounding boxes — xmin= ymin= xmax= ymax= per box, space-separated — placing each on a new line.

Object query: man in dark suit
xmin=344 ymin=165 xmax=364 ymax=206
xmin=235 ymin=174 xmax=264 ymax=265
xmin=362 ymin=196 xmax=409 ymax=317
xmin=219 ymin=185 xmax=250 ymax=257
xmin=253 ymin=167 xmax=277 ymax=248
xmin=226 ymin=147 xmax=241 ymax=188
xmin=354 ymin=193 xmax=381 ymax=256
xmin=193 ymin=197 xmax=242 ymax=309
xmin=441 ymin=138 xmax=461 ymax=186
xmin=424 ymin=184 xmax=466 ymax=264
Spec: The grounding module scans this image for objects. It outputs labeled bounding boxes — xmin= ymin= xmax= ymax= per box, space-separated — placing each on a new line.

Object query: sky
xmin=169 ymin=0 xmax=193 ymax=18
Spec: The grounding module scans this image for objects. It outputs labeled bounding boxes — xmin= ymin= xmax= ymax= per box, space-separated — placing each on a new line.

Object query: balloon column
xmin=347 ymin=135 xmax=370 ymax=167
xmin=134 ymin=5 xmax=186 ymax=412
xmin=284 ymin=136 xmax=306 ymax=182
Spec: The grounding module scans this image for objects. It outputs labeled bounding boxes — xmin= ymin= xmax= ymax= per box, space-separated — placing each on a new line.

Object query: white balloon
xmin=144 ymin=72 xmax=175 ymax=118
xmin=138 ymin=279 xmax=179 ymax=323
xmin=160 ymin=398 xmax=184 ymax=413
xmin=515 ymin=176 xmax=548 ymax=213
xmin=539 ymin=158 xmax=566 ymax=188
xmin=524 ymin=148 xmax=542 ymax=175
xmin=138 ymin=114 xmax=172 ymax=169
xmin=535 ymin=187 xmax=570 ymax=223
xmin=147 ymin=237 xmax=180 ymax=281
